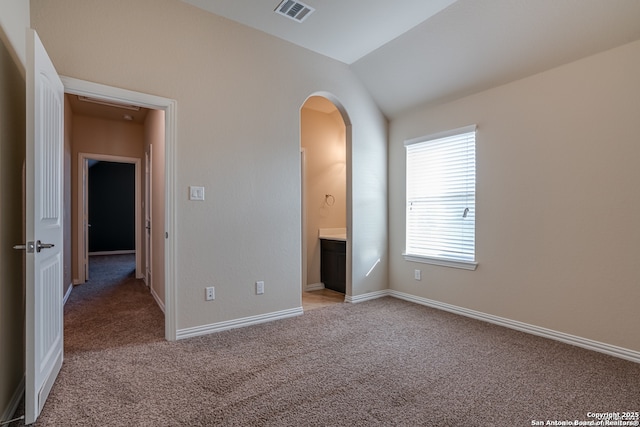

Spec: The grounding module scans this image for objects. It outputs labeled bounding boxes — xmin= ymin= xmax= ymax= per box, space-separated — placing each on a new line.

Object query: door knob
xmin=35 ymin=240 xmax=55 ymax=253
xmin=14 ymin=241 xmax=54 ymax=253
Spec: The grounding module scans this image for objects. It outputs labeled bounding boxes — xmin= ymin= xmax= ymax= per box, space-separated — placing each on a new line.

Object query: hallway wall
xmin=301 ymin=104 xmax=346 ymax=287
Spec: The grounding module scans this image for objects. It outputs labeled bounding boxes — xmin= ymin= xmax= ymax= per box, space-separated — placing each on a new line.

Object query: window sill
xmin=403 ymin=253 xmax=478 ymax=271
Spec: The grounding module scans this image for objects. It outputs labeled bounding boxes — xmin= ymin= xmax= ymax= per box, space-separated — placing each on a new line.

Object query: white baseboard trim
xmin=345 ymin=289 xmax=390 ymax=303
xmin=1 ymin=376 xmax=24 ymax=423
xmin=150 ymin=287 xmax=165 ymax=313
xmin=176 ymin=307 xmax=304 ymax=340
xmin=88 ymin=250 xmax=135 ymax=256
xmin=305 ymin=282 xmax=325 ymax=291
xmin=389 ymin=290 xmax=640 ymax=364
xmin=63 ymin=283 xmax=73 ymax=305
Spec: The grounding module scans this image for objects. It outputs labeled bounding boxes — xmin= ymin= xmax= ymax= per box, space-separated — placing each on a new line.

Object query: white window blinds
xmin=405 ymin=125 xmax=476 ymax=266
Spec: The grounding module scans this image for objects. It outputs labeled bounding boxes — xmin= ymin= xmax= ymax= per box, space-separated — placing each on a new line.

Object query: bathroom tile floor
xmin=302 ymin=288 xmax=345 ymax=311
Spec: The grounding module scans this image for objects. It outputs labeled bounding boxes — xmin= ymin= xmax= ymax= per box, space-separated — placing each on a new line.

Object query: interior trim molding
xmin=88 ymin=250 xmax=136 ymax=256
xmin=389 ymin=290 xmax=640 ymax=364
xmin=305 ymin=282 xmax=325 ymax=291
xmin=345 ymin=289 xmax=390 ymax=303
xmin=176 ymin=307 xmax=304 ymax=340
xmin=0 ymin=376 xmax=24 ymax=423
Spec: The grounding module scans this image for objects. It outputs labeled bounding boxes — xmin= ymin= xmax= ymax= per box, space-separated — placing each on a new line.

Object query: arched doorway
xmin=300 ymin=94 xmax=352 ymax=308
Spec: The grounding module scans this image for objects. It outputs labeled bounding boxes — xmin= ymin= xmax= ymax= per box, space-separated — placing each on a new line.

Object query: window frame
xmin=403 ymin=125 xmax=478 ymax=271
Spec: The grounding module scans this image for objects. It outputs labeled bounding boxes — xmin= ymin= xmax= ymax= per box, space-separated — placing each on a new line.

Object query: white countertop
xmin=318 ymin=228 xmax=347 ymax=241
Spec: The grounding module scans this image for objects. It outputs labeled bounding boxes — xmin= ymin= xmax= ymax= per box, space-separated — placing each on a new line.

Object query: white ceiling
xmin=352 ymin=0 xmax=640 ymax=118
xmin=182 ymin=0 xmax=458 ymax=64
xmin=184 ymin=0 xmax=640 ymax=119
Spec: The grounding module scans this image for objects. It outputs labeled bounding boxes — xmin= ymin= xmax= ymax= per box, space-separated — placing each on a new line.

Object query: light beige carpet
xmin=13 ymin=255 xmax=640 ymax=426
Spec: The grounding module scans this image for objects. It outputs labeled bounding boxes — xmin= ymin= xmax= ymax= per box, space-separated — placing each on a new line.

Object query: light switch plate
xmin=189 ymin=186 xmax=205 ymax=201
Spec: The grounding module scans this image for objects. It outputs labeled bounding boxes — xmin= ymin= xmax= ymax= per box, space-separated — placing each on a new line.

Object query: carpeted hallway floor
xmin=10 ymin=255 xmax=640 ymax=426
xmin=65 ymin=254 xmax=166 ymax=352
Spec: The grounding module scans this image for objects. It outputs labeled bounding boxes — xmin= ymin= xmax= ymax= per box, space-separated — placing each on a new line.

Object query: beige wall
xmin=389 ymin=39 xmax=640 ymax=353
xmin=0 ymin=0 xmax=29 ymax=73
xmin=30 ymin=0 xmax=388 ymax=331
xmin=301 ymin=104 xmax=346 ymax=286
xmin=144 ymin=109 xmax=165 ymax=305
xmin=70 ymin=114 xmax=145 ymax=282
xmin=0 ymin=1 xmax=28 ymax=419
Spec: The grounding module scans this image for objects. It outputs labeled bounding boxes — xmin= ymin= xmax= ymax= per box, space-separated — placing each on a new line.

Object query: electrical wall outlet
xmin=189 ymin=186 xmax=205 ymax=201
xmin=205 ymin=286 xmax=215 ymax=301
xmin=256 ymin=281 xmax=264 ymax=295
xmin=414 ymin=269 xmax=421 ymax=281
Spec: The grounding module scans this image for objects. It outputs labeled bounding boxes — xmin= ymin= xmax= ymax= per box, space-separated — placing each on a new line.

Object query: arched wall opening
xmin=300 ymin=93 xmax=352 ymax=299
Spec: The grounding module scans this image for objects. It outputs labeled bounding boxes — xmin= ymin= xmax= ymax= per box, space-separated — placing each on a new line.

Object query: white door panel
xmin=25 ymin=28 xmax=64 ymax=425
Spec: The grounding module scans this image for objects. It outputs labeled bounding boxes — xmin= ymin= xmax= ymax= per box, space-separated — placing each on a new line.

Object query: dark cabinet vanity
xmin=320 ymin=238 xmax=346 ymax=294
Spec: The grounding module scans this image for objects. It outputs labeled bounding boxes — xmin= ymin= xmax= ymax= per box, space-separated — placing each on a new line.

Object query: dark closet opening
xmin=88 ymin=161 xmax=135 ymax=253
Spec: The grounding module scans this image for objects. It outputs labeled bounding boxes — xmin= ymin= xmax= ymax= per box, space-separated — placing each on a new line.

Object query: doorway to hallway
xmin=63 ymin=76 xmax=178 ymax=340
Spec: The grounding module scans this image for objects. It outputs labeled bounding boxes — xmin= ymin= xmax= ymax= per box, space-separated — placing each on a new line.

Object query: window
xmin=404 ymin=125 xmax=477 ymax=270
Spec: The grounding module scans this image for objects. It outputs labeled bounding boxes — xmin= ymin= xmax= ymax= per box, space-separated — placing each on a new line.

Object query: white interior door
xmin=25 ymin=29 xmax=64 ymax=425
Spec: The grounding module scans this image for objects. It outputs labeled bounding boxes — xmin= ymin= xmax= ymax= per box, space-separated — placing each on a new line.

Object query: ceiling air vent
xmin=274 ymin=0 xmax=315 ymax=23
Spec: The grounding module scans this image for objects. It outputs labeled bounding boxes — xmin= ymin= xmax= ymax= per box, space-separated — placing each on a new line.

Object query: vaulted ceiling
xmin=183 ymin=0 xmax=640 ymax=119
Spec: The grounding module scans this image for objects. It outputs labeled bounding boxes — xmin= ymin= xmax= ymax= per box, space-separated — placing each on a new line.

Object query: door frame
xmin=144 ymin=148 xmax=152 ymax=288
xmin=77 ymin=153 xmax=142 ymax=282
xmin=300 ymin=148 xmax=307 ymax=290
xmin=62 ymin=76 xmax=178 ymax=341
